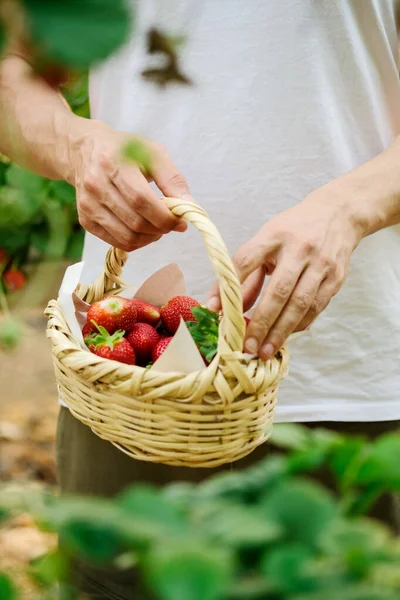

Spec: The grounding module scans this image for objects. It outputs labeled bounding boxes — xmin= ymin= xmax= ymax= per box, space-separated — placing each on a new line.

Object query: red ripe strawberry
xmin=82 ymin=321 xmax=96 ymax=338
xmin=3 ymin=269 xmax=26 ymax=292
xmin=133 ymin=299 xmax=160 ymax=326
xmin=152 ymin=336 xmax=173 ymax=362
xmin=87 ymin=296 xmax=137 ymax=334
xmin=126 ymin=323 xmax=159 ymax=365
xmin=85 ymin=326 xmax=136 ymax=365
xmin=160 ymin=295 xmax=200 ymax=334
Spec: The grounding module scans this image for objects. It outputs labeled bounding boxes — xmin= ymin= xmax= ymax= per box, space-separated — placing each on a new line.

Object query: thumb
xmin=152 ymin=150 xmax=191 ymax=232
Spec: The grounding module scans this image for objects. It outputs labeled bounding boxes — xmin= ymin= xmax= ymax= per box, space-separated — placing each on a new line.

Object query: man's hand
xmin=207 ymin=184 xmax=364 ymax=360
xmin=70 ymin=121 xmax=189 ymax=251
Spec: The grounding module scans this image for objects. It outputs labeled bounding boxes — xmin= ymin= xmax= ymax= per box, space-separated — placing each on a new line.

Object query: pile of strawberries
xmin=82 ymin=295 xmax=201 ymax=367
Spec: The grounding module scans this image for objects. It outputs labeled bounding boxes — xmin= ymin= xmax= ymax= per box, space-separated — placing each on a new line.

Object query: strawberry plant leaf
xmin=22 ymin=0 xmax=132 ymax=69
xmin=0 ymin=573 xmax=16 ymax=600
xmin=187 ymin=307 xmax=220 ymax=362
xmin=260 ymin=479 xmax=338 ymax=547
xmin=145 ymin=540 xmax=233 ymax=600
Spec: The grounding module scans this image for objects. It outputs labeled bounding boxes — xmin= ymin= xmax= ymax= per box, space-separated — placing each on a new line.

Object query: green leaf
xmin=0 ymin=573 xmax=16 ymax=600
xmin=321 ymin=519 xmax=391 ymax=578
xmin=145 ymin=540 xmax=233 ymax=600
xmin=31 ymin=222 xmax=49 ymax=253
xmin=260 ymin=479 xmax=338 ymax=547
xmin=227 ymin=575 xmax=273 ymax=600
xmin=356 ymin=434 xmax=400 ymax=488
xmin=197 ymin=501 xmax=282 ymax=548
xmin=65 ymin=228 xmax=84 ymax=260
xmin=59 ymin=518 xmax=121 ymax=563
xmin=187 ymin=307 xmax=220 ymax=363
xmin=47 ymin=180 xmax=76 ymax=205
xmin=122 ymin=140 xmax=153 ymax=175
xmin=118 ymin=485 xmax=187 ymax=536
xmin=269 ymin=423 xmax=311 ymax=451
xmin=330 ymin=437 xmax=368 ymax=491
xmin=0 ymin=316 xmax=23 ymax=349
xmin=0 ymin=22 xmax=6 ymax=56
xmin=0 ymin=225 xmax=31 ymax=252
xmin=0 ymin=187 xmax=42 ymax=227
xmin=6 ymin=164 xmax=44 ymax=196
xmin=23 ymin=0 xmax=132 ymax=68
xmin=261 ymin=543 xmax=316 ymax=594
xmin=30 ymin=550 xmax=69 ymax=586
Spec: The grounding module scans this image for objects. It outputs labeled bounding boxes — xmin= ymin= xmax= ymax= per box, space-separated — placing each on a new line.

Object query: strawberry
xmin=126 ymin=323 xmax=160 ymax=365
xmin=152 ymin=336 xmax=173 ymax=362
xmin=160 ymin=295 xmax=200 ymax=334
xmin=87 ymin=296 xmax=137 ymax=334
xmin=132 ymin=299 xmax=160 ymax=326
xmin=82 ymin=321 xmax=96 ymax=338
xmin=85 ymin=326 xmax=136 ymax=365
xmin=3 ymin=269 xmax=26 ymax=292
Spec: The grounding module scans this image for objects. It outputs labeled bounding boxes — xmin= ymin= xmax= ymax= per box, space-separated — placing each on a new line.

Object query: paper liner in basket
xmin=58 ymin=261 xmax=206 ymax=373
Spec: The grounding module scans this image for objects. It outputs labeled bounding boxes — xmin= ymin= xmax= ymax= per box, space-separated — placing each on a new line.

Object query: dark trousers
xmin=57 ymin=407 xmax=400 ymax=600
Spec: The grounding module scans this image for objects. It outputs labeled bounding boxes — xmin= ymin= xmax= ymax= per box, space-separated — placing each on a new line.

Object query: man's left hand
xmin=207 ymin=184 xmax=364 ymax=360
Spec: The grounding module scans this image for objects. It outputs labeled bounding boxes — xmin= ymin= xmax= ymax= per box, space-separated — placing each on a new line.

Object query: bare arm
xmin=0 ymin=53 xmax=78 ymax=180
xmin=0 ymin=52 xmax=189 ymax=250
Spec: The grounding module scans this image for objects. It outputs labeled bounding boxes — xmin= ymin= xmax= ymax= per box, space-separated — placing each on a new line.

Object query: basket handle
xmin=83 ymin=197 xmax=246 ymax=354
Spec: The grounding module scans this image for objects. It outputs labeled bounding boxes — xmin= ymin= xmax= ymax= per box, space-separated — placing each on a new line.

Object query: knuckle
xmin=292 ymin=292 xmax=313 ymax=312
xmin=320 ymin=254 xmax=336 ymax=273
xmin=129 ymin=190 xmax=147 ymax=211
xmin=99 ymin=152 xmax=115 ymax=170
xmin=298 ymin=237 xmax=317 ymax=255
xmin=78 ymin=213 xmax=90 ymax=229
xmin=78 ymin=195 xmax=91 ymax=213
xmin=273 ymin=281 xmax=292 ymax=301
xmin=251 ymin=314 xmax=272 ymax=334
xmin=234 ymin=251 xmax=253 ymax=275
xmin=82 ymin=172 xmax=101 ymax=194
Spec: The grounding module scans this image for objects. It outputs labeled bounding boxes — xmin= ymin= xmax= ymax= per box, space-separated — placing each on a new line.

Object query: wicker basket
xmin=45 ymin=197 xmax=289 ymax=467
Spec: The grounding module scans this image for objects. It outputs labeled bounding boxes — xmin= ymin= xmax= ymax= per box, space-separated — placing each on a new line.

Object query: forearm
xmin=0 ymin=53 xmax=88 ymax=183
xmin=320 ymin=137 xmax=400 ymax=239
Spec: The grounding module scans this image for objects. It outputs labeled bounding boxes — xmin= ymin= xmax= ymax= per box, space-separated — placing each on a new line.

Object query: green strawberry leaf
xmin=187 ymin=307 xmax=220 ymax=362
xmin=22 ymin=0 xmax=132 ymax=69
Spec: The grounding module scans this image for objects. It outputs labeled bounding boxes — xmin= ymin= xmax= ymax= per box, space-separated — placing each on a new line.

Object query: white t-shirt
xmin=83 ymin=0 xmax=400 ymax=422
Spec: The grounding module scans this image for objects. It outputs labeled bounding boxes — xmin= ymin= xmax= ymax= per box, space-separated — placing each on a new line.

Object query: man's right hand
xmin=70 ymin=120 xmax=189 ymax=251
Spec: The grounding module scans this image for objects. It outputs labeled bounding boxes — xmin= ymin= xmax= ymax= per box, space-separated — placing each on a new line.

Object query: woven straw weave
xmin=45 ymin=197 xmax=289 ymax=467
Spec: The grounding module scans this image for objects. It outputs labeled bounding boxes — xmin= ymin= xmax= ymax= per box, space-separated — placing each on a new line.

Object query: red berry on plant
xmin=3 ymin=269 xmax=26 ymax=292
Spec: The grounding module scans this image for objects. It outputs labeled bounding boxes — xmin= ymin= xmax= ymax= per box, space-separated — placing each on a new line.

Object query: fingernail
xmin=244 ymin=337 xmax=258 ymax=354
xmin=207 ymin=296 xmax=220 ymax=312
xmin=261 ymin=343 xmax=274 ymax=359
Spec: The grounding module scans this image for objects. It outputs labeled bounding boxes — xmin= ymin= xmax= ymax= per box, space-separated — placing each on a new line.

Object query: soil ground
xmin=0 ymin=308 xmax=59 ymax=596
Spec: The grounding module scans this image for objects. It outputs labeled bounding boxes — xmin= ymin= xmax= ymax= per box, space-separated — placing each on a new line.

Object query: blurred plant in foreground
xmin=1 ymin=424 xmax=400 ymax=600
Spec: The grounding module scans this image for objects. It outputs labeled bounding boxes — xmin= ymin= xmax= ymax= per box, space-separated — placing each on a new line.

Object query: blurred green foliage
xmin=0 ymin=73 xmax=88 ymax=273
xmin=1 ymin=424 xmax=400 ymax=599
